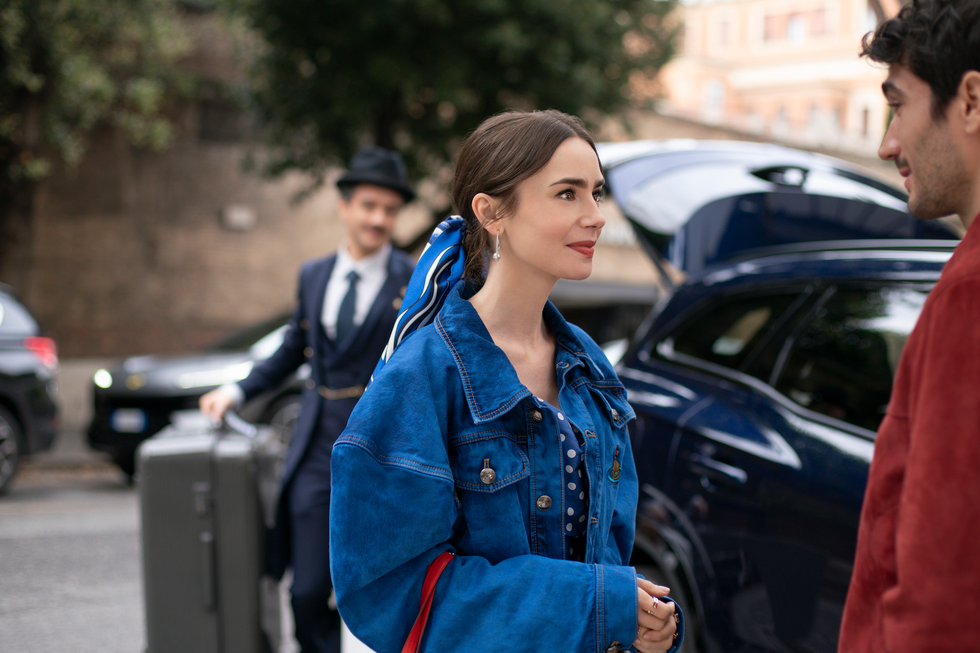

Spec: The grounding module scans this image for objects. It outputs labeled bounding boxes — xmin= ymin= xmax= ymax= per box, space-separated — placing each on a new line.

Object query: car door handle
xmin=688 ymin=453 xmax=748 ymax=486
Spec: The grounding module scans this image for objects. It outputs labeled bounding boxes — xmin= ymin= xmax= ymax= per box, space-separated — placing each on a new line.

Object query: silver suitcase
xmin=138 ymin=412 xmax=282 ymax=653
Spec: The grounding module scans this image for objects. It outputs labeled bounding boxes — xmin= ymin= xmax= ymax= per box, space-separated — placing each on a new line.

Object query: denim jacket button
xmin=536 ymin=495 xmax=552 ymax=510
xmin=605 ymin=642 xmax=623 ymax=653
xmin=611 ymin=409 xmax=620 ymax=421
xmin=479 ymin=467 xmax=496 ymax=484
xmin=530 ymin=409 xmax=543 ymax=422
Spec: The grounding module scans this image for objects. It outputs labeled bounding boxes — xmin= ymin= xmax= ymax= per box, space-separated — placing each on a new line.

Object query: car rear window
xmin=0 ymin=293 xmax=38 ymax=334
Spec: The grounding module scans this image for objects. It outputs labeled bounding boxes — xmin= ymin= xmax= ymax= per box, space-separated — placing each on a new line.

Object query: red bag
xmin=400 ymin=551 xmax=455 ymax=653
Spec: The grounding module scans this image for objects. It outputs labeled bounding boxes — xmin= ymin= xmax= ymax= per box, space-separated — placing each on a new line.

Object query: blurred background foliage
xmin=0 ymin=0 xmax=194 ymax=179
xmin=0 ymin=0 xmax=193 ymax=278
xmin=0 ymin=0 xmax=679 ymax=273
xmin=224 ymin=0 xmax=679 ymax=188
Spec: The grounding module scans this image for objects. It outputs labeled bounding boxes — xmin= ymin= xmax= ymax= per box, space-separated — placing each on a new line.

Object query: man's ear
xmin=961 ymin=70 xmax=980 ymax=134
xmin=471 ymin=193 xmax=499 ymax=233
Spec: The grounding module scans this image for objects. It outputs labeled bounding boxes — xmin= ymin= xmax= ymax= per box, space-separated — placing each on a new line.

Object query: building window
xmin=811 ymin=8 xmax=826 ymax=35
xmin=684 ymin=17 xmax=700 ymax=54
xmin=772 ymin=106 xmax=790 ymax=137
xmin=764 ymin=14 xmax=779 ymax=41
xmin=720 ymin=19 xmax=734 ymax=48
xmin=702 ymin=79 xmax=726 ymax=123
xmin=862 ymin=1 xmax=878 ymax=32
xmin=704 ymin=80 xmax=725 ymax=108
xmin=764 ymin=9 xmax=829 ymax=43
xmin=809 ymin=104 xmax=820 ymax=129
xmin=787 ymin=14 xmax=807 ymax=43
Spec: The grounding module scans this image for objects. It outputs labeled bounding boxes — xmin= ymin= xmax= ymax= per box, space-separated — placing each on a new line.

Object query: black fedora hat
xmin=336 ymin=146 xmax=415 ymax=203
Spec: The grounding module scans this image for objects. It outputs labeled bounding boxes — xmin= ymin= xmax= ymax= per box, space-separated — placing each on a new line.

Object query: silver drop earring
xmin=493 ymin=231 xmax=501 ymax=261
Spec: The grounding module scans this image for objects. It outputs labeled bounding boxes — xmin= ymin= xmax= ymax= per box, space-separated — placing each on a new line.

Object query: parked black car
xmin=0 ymin=284 xmax=59 ymax=493
xmin=599 ymin=140 xmax=959 ymax=653
xmin=87 ymin=313 xmax=306 ymax=477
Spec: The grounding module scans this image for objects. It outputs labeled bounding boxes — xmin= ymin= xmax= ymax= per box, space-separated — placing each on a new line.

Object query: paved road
xmin=0 ymin=431 xmax=309 ymax=653
xmin=0 ymin=464 xmax=144 ymax=653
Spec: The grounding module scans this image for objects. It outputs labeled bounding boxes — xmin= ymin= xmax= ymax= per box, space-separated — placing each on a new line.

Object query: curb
xmin=22 ymin=456 xmax=116 ymax=471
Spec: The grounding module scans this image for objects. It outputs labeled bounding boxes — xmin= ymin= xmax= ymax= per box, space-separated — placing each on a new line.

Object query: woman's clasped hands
xmin=634 ymin=578 xmax=678 ymax=652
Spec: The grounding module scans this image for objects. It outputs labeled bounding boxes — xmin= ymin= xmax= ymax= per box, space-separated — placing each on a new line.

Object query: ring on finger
xmin=651 ymin=597 xmax=660 ymax=610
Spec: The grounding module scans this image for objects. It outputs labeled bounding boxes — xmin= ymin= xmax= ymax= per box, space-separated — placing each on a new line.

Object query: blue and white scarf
xmin=371 ymin=216 xmax=467 ymax=381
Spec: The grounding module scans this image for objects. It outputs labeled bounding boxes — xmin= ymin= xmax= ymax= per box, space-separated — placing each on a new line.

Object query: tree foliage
xmin=0 ymin=0 xmax=192 ymax=181
xmin=230 ymin=0 xmax=679 ymax=185
xmin=0 ymin=0 xmax=192 ymax=281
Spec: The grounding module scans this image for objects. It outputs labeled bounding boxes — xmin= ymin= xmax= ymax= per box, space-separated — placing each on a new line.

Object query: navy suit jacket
xmin=239 ymin=248 xmax=415 ymax=577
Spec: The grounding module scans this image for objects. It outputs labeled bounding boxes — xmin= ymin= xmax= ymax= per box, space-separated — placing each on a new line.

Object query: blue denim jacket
xmin=331 ymin=282 xmax=657 ymax=652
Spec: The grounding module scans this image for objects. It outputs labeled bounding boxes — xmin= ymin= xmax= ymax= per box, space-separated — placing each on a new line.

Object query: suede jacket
xmin=330 ymin=281 xmax=648 ymax=652
xmin=840 ymin=215 xmax=980 ymax=652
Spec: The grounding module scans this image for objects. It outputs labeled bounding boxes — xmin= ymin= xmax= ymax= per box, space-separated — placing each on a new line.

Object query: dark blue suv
xmin=599 ymin=141 xmax=959 ymax=653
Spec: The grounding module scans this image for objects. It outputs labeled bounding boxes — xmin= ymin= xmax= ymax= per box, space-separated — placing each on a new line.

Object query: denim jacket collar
xmin=434 ymin=281 xmax=608 ymax=424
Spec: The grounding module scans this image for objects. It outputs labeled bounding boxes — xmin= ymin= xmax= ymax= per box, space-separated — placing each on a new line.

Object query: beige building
xmin=658 ymin=0 xmax=902 ymax=156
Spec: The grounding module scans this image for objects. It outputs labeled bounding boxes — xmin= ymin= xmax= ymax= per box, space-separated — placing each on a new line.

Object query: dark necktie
xmin=335 ymin=270 xmax=360 ymax=342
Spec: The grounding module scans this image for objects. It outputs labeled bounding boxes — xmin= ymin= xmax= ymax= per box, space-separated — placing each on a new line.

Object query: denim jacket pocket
xmin=450 ymin=431 xmax=530 ymax=492
xmin=449 ymin=431 xmax=532 ymax=562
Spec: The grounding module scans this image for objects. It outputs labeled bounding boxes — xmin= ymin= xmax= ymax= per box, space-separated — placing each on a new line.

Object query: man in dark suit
xmin=201 ymin=146 xmax=416 ymax=653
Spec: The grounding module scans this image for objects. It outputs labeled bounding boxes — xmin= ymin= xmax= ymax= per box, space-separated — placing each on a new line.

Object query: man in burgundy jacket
xmin=839 ymin=1 xmax=980 ymax=651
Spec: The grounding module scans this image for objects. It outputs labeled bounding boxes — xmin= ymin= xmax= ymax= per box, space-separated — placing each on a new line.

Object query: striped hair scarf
xmin=371 ymin=216 xmax=467 ymax=381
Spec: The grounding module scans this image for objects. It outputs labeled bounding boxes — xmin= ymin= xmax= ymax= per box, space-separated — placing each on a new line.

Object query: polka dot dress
xmin=534 ymin=397 xmax=589 ymax=561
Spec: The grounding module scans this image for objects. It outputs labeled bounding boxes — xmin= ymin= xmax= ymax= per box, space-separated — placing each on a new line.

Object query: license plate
xmin=111 ymin=408 xmax=147 ymax=433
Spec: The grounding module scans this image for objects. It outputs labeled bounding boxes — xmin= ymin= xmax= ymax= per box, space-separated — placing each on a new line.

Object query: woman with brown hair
xmin=330 ymin=110 xmax=682 ymax=652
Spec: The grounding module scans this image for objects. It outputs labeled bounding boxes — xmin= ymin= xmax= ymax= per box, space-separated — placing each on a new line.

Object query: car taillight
xmin=24 ymin=336 xmax=58 ymax=369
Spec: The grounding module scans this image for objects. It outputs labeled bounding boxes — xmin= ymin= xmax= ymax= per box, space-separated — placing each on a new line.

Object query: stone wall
xmin=23 ymin=111 xmax=448 ymax=357
xmin=18 ymin=105 xmax=905 ymax=359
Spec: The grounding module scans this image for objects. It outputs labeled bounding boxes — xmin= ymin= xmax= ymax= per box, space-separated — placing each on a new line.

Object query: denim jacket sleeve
xmin=329 ymin=329 xmax=642 ymax=652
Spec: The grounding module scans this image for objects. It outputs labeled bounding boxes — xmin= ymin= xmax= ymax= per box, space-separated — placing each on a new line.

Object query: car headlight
xmin=94 ymin=369 xmax=113 ymax=389
xmin=175 ymin=362 xmax=254 ymax=389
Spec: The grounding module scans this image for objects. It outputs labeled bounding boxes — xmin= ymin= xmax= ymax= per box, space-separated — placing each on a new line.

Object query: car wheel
xmin=0 ymin=406 xmax=23 ymax=494
xmin=264 ymin=395 xmax=301 ymax=447
xmin=634 ymin=556 xmax=701 ymax=653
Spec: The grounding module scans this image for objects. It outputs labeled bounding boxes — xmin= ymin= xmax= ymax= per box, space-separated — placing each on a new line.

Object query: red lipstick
xmin=568 ymin=241 xmax=596 ymax=258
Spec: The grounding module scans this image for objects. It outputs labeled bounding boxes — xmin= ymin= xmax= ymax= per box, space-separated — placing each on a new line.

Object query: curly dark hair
xmin=861 ymin=0 xmax=980 ymax=119
xmin=450 ymin=110 xmax=597 ymax=286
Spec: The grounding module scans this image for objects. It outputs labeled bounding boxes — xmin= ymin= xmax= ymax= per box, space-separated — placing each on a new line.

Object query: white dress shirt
xmin=221 ymin=242 xmax=392 ymax=407
xmin=321 ymin=242 xmax=391 ymax=341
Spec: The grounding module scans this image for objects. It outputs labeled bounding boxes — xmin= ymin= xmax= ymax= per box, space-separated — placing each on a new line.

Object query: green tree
xmin=232 ymin=0 xmax=678 ymax=212
xmin=0 ymin=0 xmax=192 ymax=285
